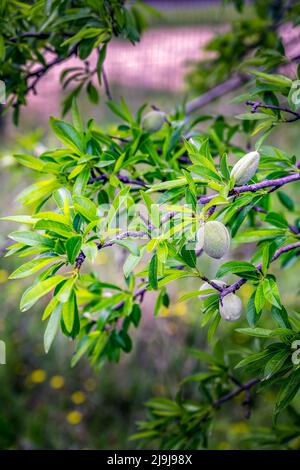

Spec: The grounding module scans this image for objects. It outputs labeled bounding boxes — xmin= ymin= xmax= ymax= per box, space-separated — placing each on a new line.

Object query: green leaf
xmin=123 ymin=253 xmax=141 ymax=278
xmin=71 ymin=99 xmax=83 ymax=131
xmin=236 ymin=327 xmax=293 ymax=338
xmin=220 ymin=153 xmax=230 ymax=179
xmin=271 ymin=306 xmax=292 ymax=329
xmin=71 ymin=336 xmax=96 ymax=367
xmin=9 ymin=231 xmax=53 ymax=247
xmin=181 ymin=372 xmax=218 ymax=385
xmin=106 ymin=187 xmax=130 ymax=228
xmin=277 ymin=191 xmax=294 ymax=211
xmin=246 ymin=292 xmax=261 ymax=327
xmin=87 ymin=81 xmax=99 ymax=104
xmin=0 ymin=215 xmax=35 ymax=224
xmin=251 ymin=71 xmax=292 ymax=87
xmin=33 ymin=211 xmax=70 ymax=225
xmin=9 ymin=257 xmax=60 ymax=279
xmin=158 ymin=270 xmax=194 ymax=288
xmin=235 ymin=228 xmax=284 ymax=243
xmin=254 ymin=283 xmax=266 ymax=313
xmin=263 ymin=277 xmax=281 ymax=309
xmin=274 ymin=369 xmax=300 ymax=417
xmin=0 ymin=34 xmax=5 ymax=60
xmin=154 ymin=288 xmax=165 ymax=317
xmin=73 ymin=166 xmax=90 ymax=195
xmin=50 ymin=117 xmax=84 ymax=153
xmin=66 ymin=235 xmax=83 ymax=264
xmin=106 ymin=99 xmax=132 ymax=123
xmin=61 ymin=27 xmax=104 ymax=47
xmin=56 ymin=278 xmax=75 ymax=303
xmin=34 ymin=219 xmax=72 ymax=238
xmin=178 ymin=290 xmax=203 ymax=302
xmin=236 ymin=327 xmax=273 ymax=337
xmin=216 ymin=261 xmax=256 ymax=278
xmin=62 ymin=291 xmax=76 ymax=333
xmin=236 ymin=112 xmax=273 ymax=121
xmin=20 ymin=275 xmax=64 ymax=312
xmin=235 ymin=349 xmax=274 ymax=369
xmin=180 ymin=245 xmax=196 ymax=268
xmin=265 ymin=212 xmax=288 ymax=229
xmin=208 ymin=311 xmax=220 ymax=343
xmin=14 ymin=154 xmax=45 ymax=171
xmin=42 ymin=297 xmax=59 ymax=321
xmin=114 ymin=239 xmax=140 ymax=256
xmin=263 ymin=350 xmax=290 ymax=381
xmin=149 ymin=253 xmax=158 ymax=290
xmin=44 ymin=303 xmax=62 ymax=354
xmin=147 ymin=177 xmax=204 ymax=192
xmin=74 ymin=195 xmax=98 ymax=222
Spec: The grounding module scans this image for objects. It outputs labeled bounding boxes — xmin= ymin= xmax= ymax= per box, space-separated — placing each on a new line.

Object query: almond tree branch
xmin=220 ymin=241 xmax=300 ymax=300
xmin=246 ymin=100 xmax=300 ymax=122
xmin=213 ymin=377 xmax=260 ymax=407
xmin=198 ymin=169 xmax=300 ymax=205
xmin=26 ymin=46 xmax=77 ymax=96
xmin=75 ymin=230 xmax=149 ymax=270
xmin=185 ymin=75 xmax=247 ymax=115
xmin=102 ymin=66 xmax=112 ymax=101
xmin=88 ymin=172 xmax=147 ymax=187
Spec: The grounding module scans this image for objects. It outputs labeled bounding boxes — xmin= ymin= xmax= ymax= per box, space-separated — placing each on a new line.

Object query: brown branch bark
xmin=186 ymin=75 xmax=247 ymax=115
xmin=213 ymin=378 xmax=260 ymax=408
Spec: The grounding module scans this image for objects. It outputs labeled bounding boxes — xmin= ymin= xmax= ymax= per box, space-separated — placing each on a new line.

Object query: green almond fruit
xmin=199 ymin=280 xmax=226 ymax=300
xmin=230 ymin=150 xmax=260 ymax=186
xmin=141 ymin=110 xmax=165 ymax=133
xmin=197 ymin=221 xmax=230 ymax=259
xmin=219 ymin=293 xmax=242 ymax=322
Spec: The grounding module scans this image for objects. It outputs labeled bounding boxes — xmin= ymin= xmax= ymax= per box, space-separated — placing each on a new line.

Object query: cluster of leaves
xmin=234 ymin=69 xmax=300 ymax=139
xmin=0 ymin=0 xmax=154 ymax=121
xmin=186 ymin=0 xmax=299 ymax=93
xmin=2 ymin=97 xmax=300 ymax=375
xmin=133 ymin=328 xmax=300 ymax=449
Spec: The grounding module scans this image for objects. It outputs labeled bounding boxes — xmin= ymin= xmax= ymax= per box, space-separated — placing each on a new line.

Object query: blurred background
xmin=0 ymin=0 xmax=300 ymax=449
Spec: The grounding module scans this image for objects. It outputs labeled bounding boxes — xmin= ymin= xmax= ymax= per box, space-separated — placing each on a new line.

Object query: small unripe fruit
xmin=199 ymin=280 xmax=226 ymax=300
xmin=219 ymin=293 xmax=242 ymax=322
xmin=230 ymin=151 xmax=260 ymax=185
xmin=197 ymin=221 xmax=230 ymax=259
xmin=141 ymin=110 xmax=165 ymax=133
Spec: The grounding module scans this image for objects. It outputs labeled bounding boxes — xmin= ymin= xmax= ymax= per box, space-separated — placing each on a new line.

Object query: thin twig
xmin=220 ymin=241 xmax=300 ymax=300
xmin=102 ymin=66 xmax=112 ymax=101
xmin=246 ymin=100 xmax=300 ymax=122
xmin=198 ymin=170 xmax=300 ymax=205
xmin=26 ymin=46 xmax=77 ymax=95
xmin=213 ymin=378 xmax=260 ymax=407
xmin=88 ymin=172 xmax=147 ymax=187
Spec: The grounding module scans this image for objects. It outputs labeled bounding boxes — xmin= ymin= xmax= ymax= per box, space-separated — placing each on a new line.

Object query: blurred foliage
xmin=186 ymin=0 xmax=300 ymax=93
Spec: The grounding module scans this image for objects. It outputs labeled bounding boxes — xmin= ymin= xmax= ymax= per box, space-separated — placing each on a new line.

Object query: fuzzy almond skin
xmin=198 ymin=221 xmax=230 ymax=259
xmin=219 ymin=293 xmax=242 ymax=322
xmin=199 ymin=280 xmax=226 ymax=300
xmin=230 ymin=151 xmax=260 ymax=185
xmin=141 ymin=111 xmax=165 ymax=133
